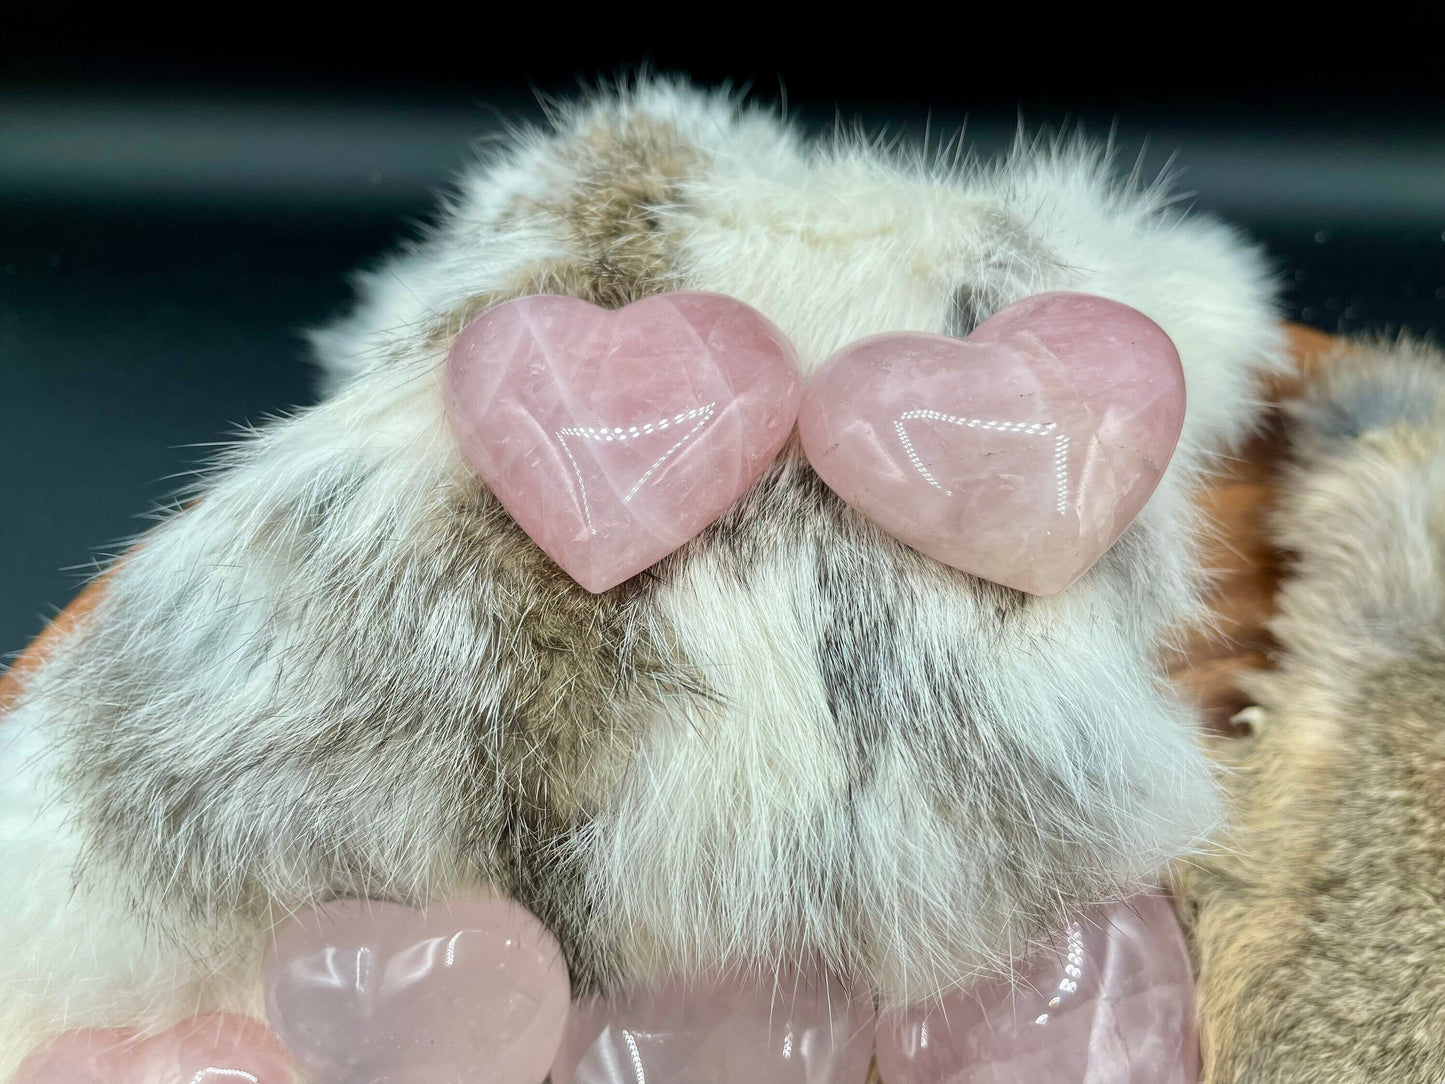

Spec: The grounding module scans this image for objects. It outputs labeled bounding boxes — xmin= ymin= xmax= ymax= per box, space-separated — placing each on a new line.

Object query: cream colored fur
xmin=0 ymin=80 xmax=1283 ymax=1079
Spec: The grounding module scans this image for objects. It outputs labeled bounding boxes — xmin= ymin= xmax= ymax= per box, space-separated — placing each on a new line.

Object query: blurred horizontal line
xmin=2 ymin=96 xmax=1443 ymax=225
xmin=0 ymin=96 xmax=505 ymax=203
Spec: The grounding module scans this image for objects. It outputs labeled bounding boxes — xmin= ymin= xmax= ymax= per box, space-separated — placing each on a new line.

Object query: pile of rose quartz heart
xmin=14 ymin=893 xmax=1197 ymax=1083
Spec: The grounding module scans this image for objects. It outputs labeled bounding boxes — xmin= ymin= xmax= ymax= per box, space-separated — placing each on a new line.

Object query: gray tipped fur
xmin=0 ymin=78 xmax=1282 ymax=1068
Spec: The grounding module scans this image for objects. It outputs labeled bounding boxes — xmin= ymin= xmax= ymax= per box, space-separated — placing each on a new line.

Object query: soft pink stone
xmin=166 ymin=1015 xmax=294 ymax=1083
xmin=798 ymin=292 xmax=1186 ymax=595
xmin=263 ymin=897 xmax=571 ymax=1084
xmin=875 ymin=895 xmax=1199 ymax=1084
xmin=12 ymin=1029 xmax=140 ymax=1084
xmin=551 ymin=970 xmax=876 ymax=1084
xmin=13 ymin=1015 xmax=292 ymax=1084
xmin=446 ymin=292 xmax=802 ymax=593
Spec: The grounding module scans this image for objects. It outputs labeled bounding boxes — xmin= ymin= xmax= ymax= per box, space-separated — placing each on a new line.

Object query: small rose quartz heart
xmin=263 ymin=896 xmax=571 ymax=1084
xmin=798 ymin=292 xmax=1186 ymax=595
xmin=446 ymin=292 xmax=803 ymax=593
xmin=13 ymin=1015 xmax=292 ymax=1084
xmin=874 ymin=894 xmax=1199 ymax=1084
xmin=550 ymin=969 xmax=876 ymax=1084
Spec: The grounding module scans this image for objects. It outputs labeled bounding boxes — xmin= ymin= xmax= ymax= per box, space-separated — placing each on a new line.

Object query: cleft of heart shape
xmin=798 ymin=292 xmax=1187 ymax=595
xmin=445 ymin=292 xmax=803 ymax=593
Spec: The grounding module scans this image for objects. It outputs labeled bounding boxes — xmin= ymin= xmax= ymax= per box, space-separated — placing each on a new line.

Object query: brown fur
xmin=425 ymin=113 xmax=694 ymax=350
xmin=1178 ymin=338 xmax=1445 ymax=1082
xmin=0 ymin=82 xmax=1284 ymax=1048
xmin=54 ymin=109 xmax=710 ymax=994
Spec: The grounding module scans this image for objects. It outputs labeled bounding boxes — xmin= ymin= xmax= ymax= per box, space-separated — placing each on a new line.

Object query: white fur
xmin=0 ymin=80 xmax=1283 ymax=1079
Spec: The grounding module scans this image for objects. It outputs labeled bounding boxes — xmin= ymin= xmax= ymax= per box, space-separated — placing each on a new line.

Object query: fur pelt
xmin=0 ymin=78 xmax=1283 ymax=1075
xmin=1178 ymin=336 xmax=1445 ymax=1083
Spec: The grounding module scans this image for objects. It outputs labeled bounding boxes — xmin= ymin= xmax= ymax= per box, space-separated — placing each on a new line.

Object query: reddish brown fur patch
xmin=426 ymin=114 xmax=699 ymax=351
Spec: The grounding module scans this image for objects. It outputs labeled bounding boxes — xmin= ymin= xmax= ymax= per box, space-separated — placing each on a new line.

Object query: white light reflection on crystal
xmin=556 ymin=404 xmax=717 ymax=533
xmin=355 ymin=945 xmax=371 ymax=995
xmin=1052 ymin=433 xmax=1070 ymax=515
xmin=1036 ymin=922 xmax=1087 ymax=1026
xmin=893 ymin=410 xmax=1069 ymax=514
xmin=621 ymin=1029 xmax=647 ymax=1084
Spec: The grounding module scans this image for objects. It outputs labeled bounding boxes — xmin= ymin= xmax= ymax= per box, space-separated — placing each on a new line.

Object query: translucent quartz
xmin=799 ymin=293 xmax=1185 ymax=595
xmin=263 ymin=897 xmax=571 ymax=1084
xmin=13 ymin=1014 xmax=292 ymax=1083
xmin=874 ymin=895 xmax=1199 ymax=1084
xmin=21 ymin=896 xmax=1194 ymax=1083
xmin=551 ymin=970 xmax=876 ymax=1084
xmin=446 ymin=292 xmax=803 ymax=593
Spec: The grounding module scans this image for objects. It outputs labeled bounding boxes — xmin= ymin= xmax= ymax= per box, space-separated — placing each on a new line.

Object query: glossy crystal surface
xmin=446 ymin=292 xmax=803 ymax=592
xmin=799 ymin=293 xmax=1185 ymax=595
xmin=551 ymin=970 xmax=876 ymax=1084
xmin=875 ymin=895 xmax=1199 ymax=1084
xmin=13 ymin=1015 xmax=291 ymax=1084
xmin=264 ymin=897 xmax=571 ymax=1084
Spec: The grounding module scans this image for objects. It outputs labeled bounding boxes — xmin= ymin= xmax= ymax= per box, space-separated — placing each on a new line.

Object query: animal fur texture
xmin=1179 ymin=337 xmax=1445 ymax=1083
xmin=0 ymin=79 xmax=1283 ymax=1076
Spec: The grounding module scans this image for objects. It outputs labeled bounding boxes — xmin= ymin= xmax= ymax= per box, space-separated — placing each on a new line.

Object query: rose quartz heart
xmin=11 ymin=1029 xmax=139 ymax=1084
xmin=551 ymin=969 xmax=876 ymax=1084
xmin=263 ymin=896 xmax=571 ymax=1084
xmin=13 ymin=1015 xmax=292 ymax=1084
xmin=875 ymin=895 xmax=1199 ymax=1084
xmin=446 ymin=292 xmax=803 ymax=593
xmin=799 ymin=292 xmax=1185 ymax=595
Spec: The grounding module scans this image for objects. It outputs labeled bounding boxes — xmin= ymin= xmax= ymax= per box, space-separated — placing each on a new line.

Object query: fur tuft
xmin=1179 ymin=337 xmax=1445 ymax=1083
xmin=0 ymin=78 xmax=1283 ymax=1075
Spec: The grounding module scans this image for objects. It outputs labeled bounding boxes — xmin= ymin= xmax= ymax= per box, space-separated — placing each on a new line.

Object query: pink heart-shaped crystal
xmin=263 ymin=896 xmax=571 ymax=1084
xmin=446 ymin=292 xmax=803 ymax=593
xmin=875 ymin=895 xmax=1199 ymax=1084
xmin=13 ymin=1015 xmax=292 ymax=1084
xmin=798 ymin=292 xmax=1185 ymax=595
xmin=550 ymin=969 xmax=876 ymax=1084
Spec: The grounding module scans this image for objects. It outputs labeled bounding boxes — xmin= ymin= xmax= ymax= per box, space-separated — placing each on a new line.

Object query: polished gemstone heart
xmin=550 ymin=969 xmax=875 ymax=1084
xmin=874 ymin=895 xmax=1199 ymax=1084
xmin=13 ymin=1015 xmax=292 ymax=1084
xmin=799 ymin=292 xmax=1185 ymax=595
xmin=263 ymin=897 xmax=571 ymax=1084
xmin=446 ymin=292 xmax=802 ymax=593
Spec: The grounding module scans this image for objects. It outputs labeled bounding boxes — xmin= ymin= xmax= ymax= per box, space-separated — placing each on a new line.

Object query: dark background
xmin=3 ymin=10 xmax=1444 ymax=657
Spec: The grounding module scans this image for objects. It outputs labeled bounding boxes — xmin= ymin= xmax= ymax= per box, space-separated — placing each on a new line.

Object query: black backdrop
xmin=4 ymin=8 xmax=1444 ymax=655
